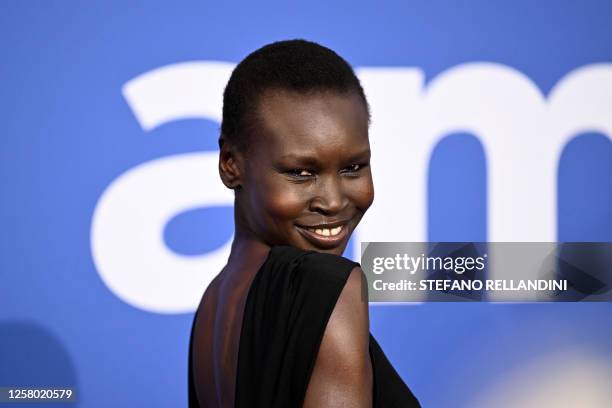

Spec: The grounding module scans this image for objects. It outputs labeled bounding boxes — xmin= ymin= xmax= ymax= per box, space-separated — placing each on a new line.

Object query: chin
xmin=313 ymin=246 xmax=346 ymax=256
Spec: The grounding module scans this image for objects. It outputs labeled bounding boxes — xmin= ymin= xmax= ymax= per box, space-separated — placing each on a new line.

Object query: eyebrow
xmin=279 ymin=148 xmax=370 ymax=165
xmin=278 ymin=153 xmax=319 ymax=166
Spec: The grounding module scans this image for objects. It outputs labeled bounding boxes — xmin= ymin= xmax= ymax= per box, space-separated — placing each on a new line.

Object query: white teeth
xmin=308 ymin=226 xmax=343 ymax=237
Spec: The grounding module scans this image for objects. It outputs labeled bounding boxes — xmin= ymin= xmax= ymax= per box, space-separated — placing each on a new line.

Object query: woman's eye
xmin=342 ymin=163 xmax=366 ymax=174
xmin=287 ymin=169 xmax=313 ymax=178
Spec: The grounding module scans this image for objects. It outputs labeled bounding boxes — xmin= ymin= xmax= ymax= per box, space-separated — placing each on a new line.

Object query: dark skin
xmin=191 ymin=89 xmax=374 ymax=407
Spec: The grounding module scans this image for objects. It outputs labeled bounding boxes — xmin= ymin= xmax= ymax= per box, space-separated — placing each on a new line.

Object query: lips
xmin=295 ymin=221 xmax=351 ymax=250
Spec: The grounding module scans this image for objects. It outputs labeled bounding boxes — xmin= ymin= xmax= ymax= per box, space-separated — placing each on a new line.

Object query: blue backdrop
xmin=2 ymin=1 xmax=612 ymax=407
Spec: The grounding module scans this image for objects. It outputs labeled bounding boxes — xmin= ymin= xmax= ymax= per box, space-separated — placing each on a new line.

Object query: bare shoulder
xmin=303 ymin=266 xmax=373 ymax=408
xmin=198 ymin=273 xmax=220 ymax=312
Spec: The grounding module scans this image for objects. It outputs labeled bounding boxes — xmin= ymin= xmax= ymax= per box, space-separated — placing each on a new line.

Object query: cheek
xmin=251 ymin=180 xmax=308 ymax=221
xmin=350 ymin=175 xmax=374 ymax=211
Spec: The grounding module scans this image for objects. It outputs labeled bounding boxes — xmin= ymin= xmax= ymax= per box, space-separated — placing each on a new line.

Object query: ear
xmin=218 ymin=136 xmax=243 ymax=190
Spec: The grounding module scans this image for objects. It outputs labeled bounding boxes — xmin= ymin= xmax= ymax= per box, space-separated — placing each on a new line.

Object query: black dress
xmin=189 ymin=245 xmax=421 ymax=407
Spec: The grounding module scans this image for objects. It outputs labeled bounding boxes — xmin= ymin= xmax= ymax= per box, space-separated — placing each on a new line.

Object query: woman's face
xmin=236 ymin=89 xmax=374 ymax=256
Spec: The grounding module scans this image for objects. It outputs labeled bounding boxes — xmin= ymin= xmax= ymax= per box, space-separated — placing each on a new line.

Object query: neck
xmin=227 ymin=230 xmax=270 ymax=267
xmin=226 ymin=199 xmax=271 ymax=270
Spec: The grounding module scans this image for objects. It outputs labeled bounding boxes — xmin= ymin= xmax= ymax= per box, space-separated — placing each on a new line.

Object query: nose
xmin=309 ymin=175 xmax=347 ymax=215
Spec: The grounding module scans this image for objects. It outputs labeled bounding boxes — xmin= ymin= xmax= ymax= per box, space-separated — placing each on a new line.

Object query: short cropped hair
xmin=220 ymin=39 xmax=369 ymax=151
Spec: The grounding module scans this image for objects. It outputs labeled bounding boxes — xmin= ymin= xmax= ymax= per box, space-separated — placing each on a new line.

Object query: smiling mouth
xmin=295 ymin=223 xmax=350 ymax=249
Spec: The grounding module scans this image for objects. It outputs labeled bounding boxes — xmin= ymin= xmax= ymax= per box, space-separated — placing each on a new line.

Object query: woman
xmin=189 ymin=39 xmax=420 ymax=407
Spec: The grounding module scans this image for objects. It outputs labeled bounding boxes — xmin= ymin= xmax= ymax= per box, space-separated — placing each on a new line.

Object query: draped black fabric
xmin=189 ymin=245 xmax=421 ymax=407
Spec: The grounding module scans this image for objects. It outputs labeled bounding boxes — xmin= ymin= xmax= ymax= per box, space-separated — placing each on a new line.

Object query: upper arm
xmin=303 ymin=266 xmax=373 ymax=408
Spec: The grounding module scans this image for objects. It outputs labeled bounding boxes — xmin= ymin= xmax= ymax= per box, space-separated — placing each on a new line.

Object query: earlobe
xmin=218 ymin=144 xmax=242 ymax=190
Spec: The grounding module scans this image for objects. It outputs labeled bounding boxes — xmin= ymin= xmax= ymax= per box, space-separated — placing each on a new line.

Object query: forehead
xmin=250 ymin=89 xmax=369 ymax=161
